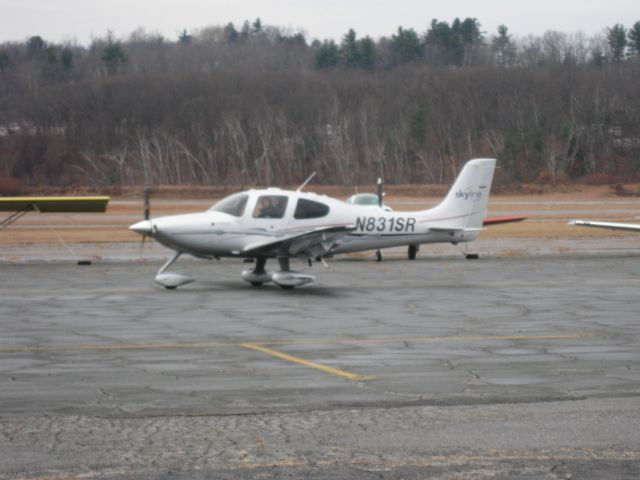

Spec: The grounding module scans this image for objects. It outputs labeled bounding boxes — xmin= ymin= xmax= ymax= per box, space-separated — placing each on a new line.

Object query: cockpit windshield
xmin=209 ymin=193 xmax=249 ymax=217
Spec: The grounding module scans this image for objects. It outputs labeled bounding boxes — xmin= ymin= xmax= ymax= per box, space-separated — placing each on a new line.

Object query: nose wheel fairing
xmin=154 ymin=252 xmax=195 ymax=289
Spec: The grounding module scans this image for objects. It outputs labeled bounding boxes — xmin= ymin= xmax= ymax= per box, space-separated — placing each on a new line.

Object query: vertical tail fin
xmin=425 ymin=158 xmax=496 ymax=229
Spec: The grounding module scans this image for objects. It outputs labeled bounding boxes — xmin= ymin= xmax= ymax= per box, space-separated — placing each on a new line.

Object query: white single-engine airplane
xmin=130 ymin=158 xmax=496 ymax=289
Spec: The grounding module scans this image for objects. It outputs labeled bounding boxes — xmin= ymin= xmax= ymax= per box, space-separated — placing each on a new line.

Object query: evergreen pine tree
xmin=341 ymin=29 xmax=359 ymax=67
xmin=607 ymin=23 xmax=627 ymax=62
xmin=628 ymin=21 xmax=640 ymax=56
xmin=389 ymin=27 xmax=422 ymax=65
xmin=358 ymin=36 xmax=376 ymax=70
xmin=315 ymin=40 xmax=340 ymax=69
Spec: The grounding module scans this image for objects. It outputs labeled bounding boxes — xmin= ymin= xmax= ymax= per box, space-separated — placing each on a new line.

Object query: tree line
xmin=0 ymin=18 xmax=639 ymax=188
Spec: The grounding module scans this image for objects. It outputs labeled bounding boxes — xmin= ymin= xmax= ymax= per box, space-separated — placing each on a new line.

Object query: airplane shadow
xmin=187 ymin=281 xmax=345 ymax=298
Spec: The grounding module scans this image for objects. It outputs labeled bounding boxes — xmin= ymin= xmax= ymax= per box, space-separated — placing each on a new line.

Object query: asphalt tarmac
xmin=1 ymin=252 xmax=640 ymax=479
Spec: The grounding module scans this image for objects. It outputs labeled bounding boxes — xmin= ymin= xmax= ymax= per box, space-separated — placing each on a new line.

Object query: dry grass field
xmin=1 ymin=185 xmax=639 ymax=247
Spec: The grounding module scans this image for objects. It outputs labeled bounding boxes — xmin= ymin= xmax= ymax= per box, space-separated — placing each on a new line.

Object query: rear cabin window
xmin=294 ymin=198 xmax=330 ymax=219
xmin=209 ymin=193 xmax=248 ymax=217
xmin=253 ymin=195 xmax=288 ymax=219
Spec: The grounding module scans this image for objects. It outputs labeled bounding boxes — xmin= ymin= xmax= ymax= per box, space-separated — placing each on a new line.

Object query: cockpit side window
xmin=209 ymin=193 xmax=249 ymax=217
xmin=253 ymin=195 xmax=288 ymax=219
xmin=294 ymin=198 xmax=330 ymax=219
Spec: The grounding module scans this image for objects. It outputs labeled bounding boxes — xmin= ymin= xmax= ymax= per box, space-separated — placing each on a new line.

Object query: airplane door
xmin=245 ymin=194 xmax=290 ymax=232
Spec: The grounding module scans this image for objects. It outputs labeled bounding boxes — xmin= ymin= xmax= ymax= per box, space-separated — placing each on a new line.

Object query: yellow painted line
xmin=240 ymin=342 xmax=375 ymax=382
xmin=256 ymin=334 xmax=591 ymax=347
xmin=0 ymin=340 xmax=238 ymax=353
xmin=0 ymin=334 xmax=590 ymax=354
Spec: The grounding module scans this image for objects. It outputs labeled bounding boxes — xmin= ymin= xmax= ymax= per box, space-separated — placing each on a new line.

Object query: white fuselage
xmin=140 ymin=188 xmax=481 ymax=259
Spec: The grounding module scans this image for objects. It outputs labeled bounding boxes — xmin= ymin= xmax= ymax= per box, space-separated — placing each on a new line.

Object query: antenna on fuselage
xmin=296 ymin=171 xmax=316 ymax=192
xmin=376 ymin=177 xmax=384 ymax=207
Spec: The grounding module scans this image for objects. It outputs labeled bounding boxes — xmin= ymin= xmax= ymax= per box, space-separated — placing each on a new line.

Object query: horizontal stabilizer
xmin=483 ymin=215 xmax=528 ymax=226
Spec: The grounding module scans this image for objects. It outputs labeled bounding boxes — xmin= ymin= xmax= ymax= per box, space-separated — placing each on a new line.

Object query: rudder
xmin=425 ymin=158 xmax=496 ymax=230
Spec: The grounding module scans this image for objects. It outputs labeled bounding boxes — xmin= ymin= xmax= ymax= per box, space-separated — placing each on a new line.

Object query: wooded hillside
xmin=1 ymin=18 xmax=639 ymax=188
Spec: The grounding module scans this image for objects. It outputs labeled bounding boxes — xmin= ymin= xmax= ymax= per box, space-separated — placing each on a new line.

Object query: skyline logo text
xmin=455 ymin=189 xmax=482 ymax=201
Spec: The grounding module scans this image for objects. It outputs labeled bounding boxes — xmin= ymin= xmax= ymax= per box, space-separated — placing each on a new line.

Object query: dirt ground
xmin=1 ymin=186 xmax=639 ymax=246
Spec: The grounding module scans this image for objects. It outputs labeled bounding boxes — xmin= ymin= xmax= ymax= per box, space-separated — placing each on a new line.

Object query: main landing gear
xmin=376 ymin=244 xmax=418 ymax=262
xmin=241 ymin=257 xmax=272 ymax=286
xmin=242 ymin=257 xmax=315 ymax=289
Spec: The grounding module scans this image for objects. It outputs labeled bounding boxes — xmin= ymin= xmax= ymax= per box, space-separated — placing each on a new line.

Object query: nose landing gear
xmin=155 ymin=252 xmax=195 ymax=289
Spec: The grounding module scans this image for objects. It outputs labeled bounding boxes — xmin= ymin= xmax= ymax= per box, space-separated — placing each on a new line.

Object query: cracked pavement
xmin=1 ymin=253 xmax=640 ymax=479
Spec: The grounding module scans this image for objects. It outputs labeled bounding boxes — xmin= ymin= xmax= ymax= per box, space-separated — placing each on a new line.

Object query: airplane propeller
xmin=138 ymin=186 xmax=151 ymax=252
xmin=144 ymin=185 xmax=150 ymax=221
xmin=139 ymin=159 xmax=152 ymax=252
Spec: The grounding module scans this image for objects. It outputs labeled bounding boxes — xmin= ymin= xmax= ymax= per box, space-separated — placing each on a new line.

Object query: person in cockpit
xmin=255 ymin=196 xmax=281 ymax=218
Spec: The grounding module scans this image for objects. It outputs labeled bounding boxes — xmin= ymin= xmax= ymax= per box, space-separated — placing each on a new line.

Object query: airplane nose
xmin=129 ymin=219 xmax=154 ymax=235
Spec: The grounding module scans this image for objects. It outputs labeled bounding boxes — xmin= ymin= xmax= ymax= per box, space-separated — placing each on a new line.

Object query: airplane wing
xmin=569 ymin=219 xmax=640 ymax=233
xmin=1 ymin=196 xmax=111 ymax=230
xmin=483 ymin=215 xmax=528 ymax=226
xmin=242 ymin=224 xmax=355 ymax=257
xmin=0 ymin=196 xmax=110 ymax=213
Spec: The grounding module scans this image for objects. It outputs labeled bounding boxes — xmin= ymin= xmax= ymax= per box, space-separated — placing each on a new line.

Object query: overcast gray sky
xmin=2 ymin=0 xmax=639 ymax=44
